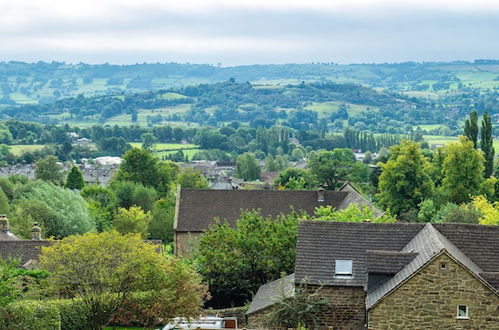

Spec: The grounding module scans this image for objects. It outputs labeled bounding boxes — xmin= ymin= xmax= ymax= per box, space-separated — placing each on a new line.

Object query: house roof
xmin=295 ymin=221 xmax=424 ymax=287
xmin=338 ymin=182 xmax=383 ymax=217
xmin=246 ymin=274 xmax=295 ymax=315
xmin=294 ymin=221 xmax=499 ymax=309
xmin=0 ymin=230 xmax=20 ymax=241
xmin=174 ymin=189 xmax=351 ymax=232
xmin=0 ymin=240 xmax=53 ymax=264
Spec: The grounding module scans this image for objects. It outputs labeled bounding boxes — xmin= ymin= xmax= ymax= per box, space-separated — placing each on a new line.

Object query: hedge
xmin=0 ymin=299 xmax=88 ymax=330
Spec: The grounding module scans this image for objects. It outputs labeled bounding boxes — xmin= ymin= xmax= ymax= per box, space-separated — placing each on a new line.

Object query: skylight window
xmin=335 ymin=259 xmax=353 ymax=278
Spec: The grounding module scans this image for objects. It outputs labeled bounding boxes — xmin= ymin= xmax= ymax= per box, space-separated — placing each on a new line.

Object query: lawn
xmin=423 ymin=135 xmax=499 ymax=150
xmin=129 ymin=143 xmax=202 ymax=160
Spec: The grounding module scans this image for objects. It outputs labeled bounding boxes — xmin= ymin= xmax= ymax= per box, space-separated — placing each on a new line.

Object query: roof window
xmin=335 ymin=259 xmax=353 ymax=278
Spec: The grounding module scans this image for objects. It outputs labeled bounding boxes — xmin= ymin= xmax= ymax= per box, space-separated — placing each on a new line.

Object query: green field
xmin=305 ymin=101 xmax=377 ymax=118
xmin=129 ymin=142 xmax=202 ymax=160
xmin=424 ymin=135 xmax=499 ymax=150
xmin=9 ymin=144 xmax=45 ymax=156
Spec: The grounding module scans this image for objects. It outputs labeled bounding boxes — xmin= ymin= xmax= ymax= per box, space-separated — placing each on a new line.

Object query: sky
xmin=1 ymin=0 xmax=498 ymax=66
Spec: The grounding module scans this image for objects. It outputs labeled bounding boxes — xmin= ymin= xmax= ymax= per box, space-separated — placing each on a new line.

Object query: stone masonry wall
xmin=305 ymin=285 xmax=366 ymax=330
xmin=174 ymin=231 xmax=201 ymax=257
xmin=368 ymin=253 xmax=499 ymax=329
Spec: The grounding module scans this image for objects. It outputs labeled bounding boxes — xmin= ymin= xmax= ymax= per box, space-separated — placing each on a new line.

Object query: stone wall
xmin=368 ymin=253 xmax=499 ymax=329
xmin=173 ymin=231 xmax=202 ymax=257
xmin=305 ymin=285 xmax=366 ymax=330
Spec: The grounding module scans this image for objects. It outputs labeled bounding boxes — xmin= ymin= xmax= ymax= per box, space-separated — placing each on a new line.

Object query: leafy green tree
xmin=236 ymin=152 xmax=261 ymax=181
xmin=35 ymin=156 xmax=63 ymax=184
xmin=274 ymin=168 xmax=316 ymax=189
xmin=40 ymin=231 xmax=206 ymax=329
xmin=113 ymin=206 xmax=151 ymax=238
xmin=115 ymin=148 xmax=160 ymax=188
xmin=176 ymin=168 xmax=209 ymax=189
xmin=480 ymin=111 xmax=495 ymax=178
xmin=464 ymin=110 xmax=478 ymax=148
xmin=112 ymin=181 xmax=157 ymax=212
xmin=441 ymin=136 xmax=485 ymax=204
xmin=13 ymin=181 xmax=95 ymax=238
xmin=65 ymin=165 xmax=84 ymax=190
xmin=197 ymin=210 xmax=300 ymax=307
xmin=148 ymin=197 xmax=176 ymax=243
xmin=141 ymin=132 xmax=157 ymax=150
xmin=308 ymin=149 xmax=356 ymax=189
xmin=377 ymin=140 xmax=434 ymax=215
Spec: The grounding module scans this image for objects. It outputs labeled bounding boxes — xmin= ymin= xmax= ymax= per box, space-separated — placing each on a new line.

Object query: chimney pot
xmin=0 ymin=214 xmax=9 ymax=231
xmin=317 ymin=186 xmax=325 ymax=202
xmin=32 ymin=222 xmax=42 ymax=240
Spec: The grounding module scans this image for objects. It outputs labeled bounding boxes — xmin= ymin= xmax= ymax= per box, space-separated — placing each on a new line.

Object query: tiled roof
xmin=0 ymin=240 xmax=53 ymax=264
xmin=338 ymin=182 xmax=383 ymax=217
xmin=366 ymin=251 xmax=418 ymax=274
xmin=0 ymin=230 xmax=20 ymax=241
xmin=246 ymin=274 xmax=295 ymax=315
xmin=295 ymin=221 xmax=424 ymax=287
xmin=174 ymin=189 xmax=350 ymax=232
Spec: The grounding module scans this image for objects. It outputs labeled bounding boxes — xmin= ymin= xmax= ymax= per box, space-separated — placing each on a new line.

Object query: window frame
xmin=456 ymin=305 xmax=469 ymax=319
xmin=335 ymin=259 xmax=353 ymax=279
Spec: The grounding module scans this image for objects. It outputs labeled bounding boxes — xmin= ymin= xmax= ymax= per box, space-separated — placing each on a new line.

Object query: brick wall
xmin=368 ymin=253 xmax=499 ymax=329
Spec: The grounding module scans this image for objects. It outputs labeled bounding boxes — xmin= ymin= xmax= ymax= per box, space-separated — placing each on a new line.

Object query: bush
xmin=0 ymin=298 xmax=89 ymax=330
xmin=0 ymin=300 xmax=61 ymax=330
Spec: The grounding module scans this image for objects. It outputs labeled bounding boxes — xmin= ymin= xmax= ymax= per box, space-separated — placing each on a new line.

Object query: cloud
xmin=0 ymin=0 xmax=498 ymax=64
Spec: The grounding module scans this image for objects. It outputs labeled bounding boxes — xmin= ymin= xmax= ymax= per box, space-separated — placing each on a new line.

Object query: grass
xmin=128 ymin=142 xmax=202 ymax=160
xmin=9 ymin=144 xmax=45 ymax=156
xmin=423 ymin=135 xmax=499 ymax=150
xmin=305 ymin=101 xmax=377 ymax=118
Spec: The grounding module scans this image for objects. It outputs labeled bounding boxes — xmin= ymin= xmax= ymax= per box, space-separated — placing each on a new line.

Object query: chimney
xmin=32 ymin=222 xmax=42 ymax=240
xmin=0 ymin=214 xmax=9 ymax=231
xmin=317 ymin=186 xmax=325 ymax=202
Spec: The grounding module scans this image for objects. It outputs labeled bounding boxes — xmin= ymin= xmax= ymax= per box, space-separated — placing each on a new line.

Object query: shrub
xmin=0 ymin=300 xmax=61 ymax=330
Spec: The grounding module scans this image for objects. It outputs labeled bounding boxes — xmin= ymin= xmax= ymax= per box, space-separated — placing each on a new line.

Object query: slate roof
xmin=0 ymin=230 xmax=20 ymax=241
xmin=174 ymin=189 xmax=351 ymax=232
xmin=246 ymin=274 xmax=295 ymax=315
xmin=295 ymin=222 xmax=424 ymax=286
xmin=367 ymin=251 xmax=418 ymax=274
xmin=0 ymin=240 xmax=53 ymax=264
xmin=338 ymin=182 xmax=383 ymax=217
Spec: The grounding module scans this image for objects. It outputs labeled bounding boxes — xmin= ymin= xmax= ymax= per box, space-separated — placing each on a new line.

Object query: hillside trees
xmin=377 ymin=140 xmax=434 ymax=216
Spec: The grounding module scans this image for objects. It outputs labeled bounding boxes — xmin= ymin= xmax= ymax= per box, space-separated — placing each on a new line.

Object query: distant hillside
xmin=1 ymin=60 xmax=499 ymax=105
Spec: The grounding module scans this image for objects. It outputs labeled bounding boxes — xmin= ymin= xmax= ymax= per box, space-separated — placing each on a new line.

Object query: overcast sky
xmin=1 ymin=0 xmax=498 ymax=65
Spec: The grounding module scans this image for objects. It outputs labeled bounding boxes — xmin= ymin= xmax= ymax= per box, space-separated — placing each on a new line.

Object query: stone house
xmin=173 ymin=183 xmax=381 ymax=257
xmin=247 ymin=222 xmax=499 ymax=329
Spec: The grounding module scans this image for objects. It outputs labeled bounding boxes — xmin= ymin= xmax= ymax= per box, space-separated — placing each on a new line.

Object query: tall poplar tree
xmin=464 ymin=110 xmax=478 ymax=149
xmin=480 ymin=111 xmax=495 ymax=178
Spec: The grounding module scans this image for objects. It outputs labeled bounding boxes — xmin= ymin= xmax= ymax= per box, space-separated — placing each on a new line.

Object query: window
xmin=440 ymin=262 xmax=447 ymax=270
xmin=456 ymin=305 xmax=469 ymax=319
xmin=335 ymin=259 xmax=353 ymax=278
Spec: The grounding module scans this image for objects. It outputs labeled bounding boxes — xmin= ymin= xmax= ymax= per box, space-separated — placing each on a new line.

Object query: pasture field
xmin=423 ymin=135 xmax=499 ymax=150
xmin=129 ymin=143 xmax=198 ymax=150
xmin=305 ymin=101 xmax=377 ymax=117
xmin=9 ymin=144 xmax=45 ymax=156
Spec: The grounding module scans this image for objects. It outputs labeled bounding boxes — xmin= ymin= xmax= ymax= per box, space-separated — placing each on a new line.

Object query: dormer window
xmin=335 ymin=259 xmax=353 ymax=278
